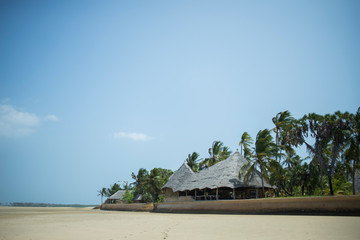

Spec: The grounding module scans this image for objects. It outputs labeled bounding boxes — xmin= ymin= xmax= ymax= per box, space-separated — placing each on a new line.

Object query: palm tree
xmin=282 ymin=145 xmax=304 ymax=169
xmin=323 ymin=111 xmax=352 ymax=195
xmin=106 ymin=183 xmax=121 ymax=197
xmin=97 ymin=188 xmax=107 ymax=204
xmin=240 ymin=129 xmax=276 ymax=197
xmin=131 ymin=168 xmax=150 ymax=195
xmin=344 ymin=107 xmax=360 ymax=194
xmin=148 ymin=168 xmax=173 ymax=202
xmin=239 ymin=132 xmax=253 ymax=159
xmin=200 ymin=141 xmax=232 ymax=169
xmin=186 ymin=152 xmax=200 ymax=172
xmin=272 ymin=111 xmax=294 ymax=163
xmin=219 ymin=146 xmax=232 ymax=161
xmin=287 ymin=112 xmax=352 ymax=195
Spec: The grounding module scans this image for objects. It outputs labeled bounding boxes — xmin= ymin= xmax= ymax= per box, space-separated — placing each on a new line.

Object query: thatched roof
xmin=108 ymin=190 xmax=126 ymax=200
xmin=163 ymin=151 xmax=273 ymax=192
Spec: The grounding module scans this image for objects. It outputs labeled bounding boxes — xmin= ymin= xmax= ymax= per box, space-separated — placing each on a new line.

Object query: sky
xmin=0 ymin=0 xmax=359 ymax=205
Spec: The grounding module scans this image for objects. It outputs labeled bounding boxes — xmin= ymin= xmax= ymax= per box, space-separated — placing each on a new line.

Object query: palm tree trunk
xmin=275 ymin=131 xmax=279 ymax=162
xmin=328 ymin=172 xmax=334 ymax=195
xmin=260 ymin=167 xmax=265 ymax=198
xmin=301 ymin=184 xmax=305 ymax=196
xmin=320 ymin=164 xmax=324 ymax=195
xmin=353 ymin=159 xmax=356 ymax=195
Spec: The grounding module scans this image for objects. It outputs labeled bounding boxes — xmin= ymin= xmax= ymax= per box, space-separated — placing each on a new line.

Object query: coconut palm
xmin=287 ymin=112 xmax=353 ymax=195
xmin=105 ymin=183 xmax=121 ymax=197
xmin=97 ymin=187 xmax=107 ymax=204
xmin=200 ymin=141 xmax=232 ymax=169
xmin=219 ymin=146 xmax=232 ymax=161
xmin=131 ymin=168 xmax=150 ymax=195
xmin=272 ymin=111 xmax=294 ymax=163
xmin=325 ymin=112 xmax=352 ymax=195
xmin=186 ymin=152 xmax=200 ymax=172
xmin=148 ymin=168 xmax=173 ymax=202
xmin=282 ymin=145 xmax=303 ymax=169
xmin=239 ymin=132 xmax=253 ymax=159
xmin=344 ymin=107 xmax=360 ymax=194
xmin=240 ymin=129 xmax=276 ymax=197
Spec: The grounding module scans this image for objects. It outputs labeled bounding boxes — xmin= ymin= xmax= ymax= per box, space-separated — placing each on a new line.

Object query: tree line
xmin=98 ymin=107 xmax=359 ymax=203
xmin=186 ymin=108 xmax=360 ymax=197
xmin=97 ymin=168 xmax=173 ymax=204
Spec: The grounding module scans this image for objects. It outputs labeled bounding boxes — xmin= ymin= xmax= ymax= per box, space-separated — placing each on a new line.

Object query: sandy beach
xmin=0 ymin=207 xmax=359 ymax=240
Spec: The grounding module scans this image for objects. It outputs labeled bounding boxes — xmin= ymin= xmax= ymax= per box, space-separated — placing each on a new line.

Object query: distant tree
xmin=241 ymin=129 xmax=276 ymax=197
xmin=344 ymin=107 xmax=360 ymax=194
xmin=97 ymin=187 xmax=107 ymax=204
xmin=287 ymin=112 xmax=352 ymax=195
xmin=219 ymin=146 xmax=232 ymax=161
xmin=239 ymin=132 xmax=253 ymax=159
xmin=269 ymin=147 xmax=301 ymax=196
xmin=200 ymin=141 xmax=232 ymax=169
xmin=131 ymin=167 xmax=172 ymax=202
xmin=272 ymin=110 xmax=294 ymax=163
xmin=105 ymin=183 xmax=121 ymax=197
xmin=121 ymin=181 xmax=132 ymax=190
xmin=325 ymin=111 xmax=352 ymax=195
xmin=186 ymin=152 xmax=200 ymax=172
xmin=131 ymin=168 xmax=150 ymax=196
xmin=148 ymin=168 xmax=173 ymax=202
xmin=122 ymin=190 xmax=134 ymax=203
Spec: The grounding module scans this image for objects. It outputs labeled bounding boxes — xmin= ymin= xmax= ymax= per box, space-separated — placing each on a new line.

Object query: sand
xmin=0 ymin=207 xmax=359 ymax=240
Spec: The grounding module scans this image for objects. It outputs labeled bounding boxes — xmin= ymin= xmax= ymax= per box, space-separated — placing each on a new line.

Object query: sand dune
xmin=0 ymin=206 xmax=359 ymax=240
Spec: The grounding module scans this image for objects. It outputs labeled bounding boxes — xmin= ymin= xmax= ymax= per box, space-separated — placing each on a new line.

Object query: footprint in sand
xmin=162 ymin=227 xmax=171 ymax=239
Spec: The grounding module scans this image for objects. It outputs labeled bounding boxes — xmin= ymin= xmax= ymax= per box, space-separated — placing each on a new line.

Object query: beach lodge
xmin=162 ymin=151 xmax=274 ymax=202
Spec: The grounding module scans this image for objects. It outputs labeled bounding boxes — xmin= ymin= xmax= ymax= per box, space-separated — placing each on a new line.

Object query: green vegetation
xmin=240 ymin=129 xmax=277 ymax=197
xmin=251 ymin=108 xmax=359 ymax=197
xmin=99 ymin=168 xmax=173 ymax=204
xmin=182 ymin=108 xmax=360 ymax=197
xmin=186 ymin=152 xmax=200 ymax=172
xmin=99 ymin=107 xmax=360 ymax=203
xmin=199 ymin=141 xmax=232 ymax=169
xmin=122 ymin=190 xmax=134 ymax=203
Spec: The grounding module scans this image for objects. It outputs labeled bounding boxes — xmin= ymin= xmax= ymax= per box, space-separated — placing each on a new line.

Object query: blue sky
xmin=0 ymin=0 xmax=359 ymax=205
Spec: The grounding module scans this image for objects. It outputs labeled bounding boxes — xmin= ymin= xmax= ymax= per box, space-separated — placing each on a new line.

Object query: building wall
xmin=100 ymin=196 xmax=360 ymax=216
xmin=101 ymin=203 xmax=154 ymax=211
xmin=164 ymin=188 xmax=179 ymax=202
xmin=156 ymin=195 xmax=360 ymax=215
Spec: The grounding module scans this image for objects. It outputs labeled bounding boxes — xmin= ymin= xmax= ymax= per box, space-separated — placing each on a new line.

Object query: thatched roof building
xmin=106 ymin=190 xmax=126 ymax=204
xmin=162 ymin=151 xmax=274 ymax=201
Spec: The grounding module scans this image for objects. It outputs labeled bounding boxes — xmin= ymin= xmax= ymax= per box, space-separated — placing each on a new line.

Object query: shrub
xmin=123 ymin=190 xmax=134 ymax=203
xmin=141 ymin=192 xmax=153 ymax=203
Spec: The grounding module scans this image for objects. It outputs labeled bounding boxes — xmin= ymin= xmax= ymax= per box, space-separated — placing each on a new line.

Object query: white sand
xmin=0 ymin=206 xmax=359 ymax=240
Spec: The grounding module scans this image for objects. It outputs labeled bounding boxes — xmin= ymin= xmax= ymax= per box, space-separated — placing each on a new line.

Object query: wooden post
xmin=204 ymin=189 xmax=207 ymax=201
xmin=256 ymin=188 xmax=258 ymax=199
xmin=233 ymin=188 xmax=236 ymax=199
xmin=185 ymin=190 xmax=187 ymax=197
xmin=195 ymin=189 xmax=197 ymax=200
xmin=216 ymin=188 xmax=219 ymax=200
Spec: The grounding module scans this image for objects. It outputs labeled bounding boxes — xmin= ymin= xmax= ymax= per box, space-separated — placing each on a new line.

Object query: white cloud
xmin=113 ymin=131 xmax=153 ymax=141
xmin=0 ymin=104 xmax=58 ymax=137
xmin=44 ymin=115 xmax=59 ymax=121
